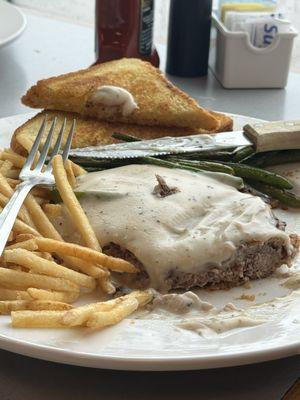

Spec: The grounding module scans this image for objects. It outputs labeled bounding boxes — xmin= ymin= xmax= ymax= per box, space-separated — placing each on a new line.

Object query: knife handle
xmin=243 ymin=120 xmax=300 ymax=153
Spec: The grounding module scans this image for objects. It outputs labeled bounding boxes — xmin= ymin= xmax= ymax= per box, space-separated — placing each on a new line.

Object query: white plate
xmin=0 ymin=0 xmax=26 ymax=48
xmin=0 ymin=112 xmax=299 ymax=371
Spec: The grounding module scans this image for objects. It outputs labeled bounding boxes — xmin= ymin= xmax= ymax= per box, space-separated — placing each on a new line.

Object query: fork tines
xmin=22 ymin=115 xmax=76 ymax=174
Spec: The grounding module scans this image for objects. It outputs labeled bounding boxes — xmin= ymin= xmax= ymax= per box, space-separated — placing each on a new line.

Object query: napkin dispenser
xmin=209 ymin=12 xmax=298 ymax=88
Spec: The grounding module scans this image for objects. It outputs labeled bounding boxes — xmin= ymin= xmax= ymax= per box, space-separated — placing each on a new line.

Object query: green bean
xmin=246 ymin=180 xmax=300 ymax=208
xmin=112 ymin=132 xmax=141 ymax=142
xmin=141 ymin=157 xmax=200 ymax=172
xmin=220 ymin=162 xmax=293 ymax=190
xmin=232 ymin=145 xmax=255 ymax=162
xmin=245 ymin=150 xmax=300 ymax=167
xmin=241 ymin=151 xmax=274 ymax=167
xmin=69 ymin=157 xmax=128 ymax=169
xmin=83 ymin=167 xmax=105 ymax=172
xmin=172 ymin=159 xmax=234 ymax=174
xmin=142 ymin=157 xmax=235 ymax=175
xmin=165 ymin=149 xmax=235 ymax=161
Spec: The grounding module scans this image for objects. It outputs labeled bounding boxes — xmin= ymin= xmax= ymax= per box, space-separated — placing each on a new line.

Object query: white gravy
xmin=178 ymin=316 xmax=265 ymax=335
xmin=152 ymin=291 xmax=216 ymax=314
xmin=281 ymin=272 xmax=300 ymax=290
xmin=88 ymin=85 xmax=138 ymax=116
xmin=76 ymin=164 xmax=292 ymax=291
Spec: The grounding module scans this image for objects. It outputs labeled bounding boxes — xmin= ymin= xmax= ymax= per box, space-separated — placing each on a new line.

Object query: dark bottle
xmin=166 ymin=0 xmax=212 ymax=77
xmin=95 ymin=0 xmax=159 ymax=67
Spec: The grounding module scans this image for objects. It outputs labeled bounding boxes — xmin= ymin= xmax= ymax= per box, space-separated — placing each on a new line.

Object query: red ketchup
xmin=95 ymin=0 xmax=159 ymax=67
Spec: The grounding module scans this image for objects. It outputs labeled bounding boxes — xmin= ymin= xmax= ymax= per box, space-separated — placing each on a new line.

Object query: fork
xmin=0 ymin=115 xmax=76 ymax=255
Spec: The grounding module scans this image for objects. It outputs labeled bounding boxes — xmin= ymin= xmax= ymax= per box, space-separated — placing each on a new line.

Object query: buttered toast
xmin=22 ymin=58 xmax=220 ymax=131
xmin=11 ymin=110 xmax=233 ymax=155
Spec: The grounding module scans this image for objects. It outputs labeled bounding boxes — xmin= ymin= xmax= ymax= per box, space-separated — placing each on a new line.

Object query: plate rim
xmin=0 ymin=328 xmax=299 ymax=371
xmin=0 ymin=0 xmax=27 ymax=48
xmin=0 ymin=111 xmax=299 ymax=371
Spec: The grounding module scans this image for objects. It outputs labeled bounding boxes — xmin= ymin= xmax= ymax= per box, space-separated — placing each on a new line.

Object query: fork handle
xmin=0 ymin=182 xmax=34 ymax=256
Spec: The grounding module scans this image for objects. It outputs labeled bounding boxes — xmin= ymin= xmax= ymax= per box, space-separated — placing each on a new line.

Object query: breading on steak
xmin=104 ymin=236 xmax=299 ymax=291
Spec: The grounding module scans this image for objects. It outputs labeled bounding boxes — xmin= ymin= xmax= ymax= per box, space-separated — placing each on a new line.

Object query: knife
xmin=69 ymin=120 xmax=300 ymax=160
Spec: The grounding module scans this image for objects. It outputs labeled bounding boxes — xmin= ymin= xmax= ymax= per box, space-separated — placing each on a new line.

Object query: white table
xmin=0 ymin=11 xmax=299 ymax=400
xmin=1 ymin=12 xmax=300 ymax=121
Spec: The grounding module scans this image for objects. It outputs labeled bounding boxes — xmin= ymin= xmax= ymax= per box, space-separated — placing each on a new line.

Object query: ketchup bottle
xmin=95 ymin=0 xmax=159 ymax=67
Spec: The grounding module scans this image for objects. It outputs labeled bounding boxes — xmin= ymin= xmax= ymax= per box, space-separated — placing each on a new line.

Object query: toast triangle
xmin=11 ymin=110 xmax=233 ymax=155
xmin=22 ymin=58 xmax=219 ymax=131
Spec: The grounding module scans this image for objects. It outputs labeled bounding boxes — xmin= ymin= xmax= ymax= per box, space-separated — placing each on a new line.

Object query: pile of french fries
xmin=0 ymin=148 xmax=153 ymax=329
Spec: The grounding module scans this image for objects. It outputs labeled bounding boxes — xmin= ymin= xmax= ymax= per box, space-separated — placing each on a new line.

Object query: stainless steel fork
xmin=0 ymin=115 xmax=76 ymax=255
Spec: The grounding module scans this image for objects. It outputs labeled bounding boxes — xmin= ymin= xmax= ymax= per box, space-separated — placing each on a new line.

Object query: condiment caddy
xmin=209 ymin=11 xmax=297 ymax=88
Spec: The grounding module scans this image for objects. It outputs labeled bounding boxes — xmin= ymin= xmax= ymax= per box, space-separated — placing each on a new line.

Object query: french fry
xmin=16 ymin=181 xmax=115 ymax=283
xmin=23 ymin=194 xmax=61 ymax=239
xmin=0 ymin=151 xmax=26 ymax=168
xmin=52 ymin=155 xmax=101 ymax=251
xmin=4 ymin=249 xmax=96 ymax=289
xmin=7 ymin=231 xmax=15 ymax=242
xmin=3 ymin=211 xmax=41 ymax=237
xmin=62 ymin=290 xmax=152 ymax=327
xmin=17 ymin=135 xmax=37 ymax=157
xmin=33 ymin=251 xmax=54 ymax=261
xmin=20 ymin=188 xmax=101 ymax=276
xmin=6 ymin=239 xmax=50 ymax=261
xmin=128 ymin=289 xmax=154 ymax=307
xmin=98 ymin=276 xmax=116 ymax=295
xmin=5 ymin=169 xmax=20 ymax=179
xmin=0 ymin=192 xmax=29 ymax=223
xmin=15 ymin=233 xmax=36 ymax=242
xmin=65 ymin=159 xmax=77 ymax=188
xmin=62 ymin=297 xmax=124 ymax=327
xmin=12 ymin=217 xmax=40 ymax=236
xmin=64 ymin=257 xmax=105 ymax=278
xmin=85 ymin=291 xmax=152 ymax=329
xmin=35 ymin=238 xmax=137 ymax=273
xmin=5 ymin=239 xmax=38 ymax=251
xmin=0 ymin=192 xmax=9 ymax=207
xmin=17 ymin=196 xmax=105 ymax=279
xmin=0 ymin=172 xmax=15 ymax=197
xmin=9 ymin=265 xmax=26 ymax=272
xmin=0 ymin=267 xmax=79 ymax=292
xmin=42 ymin=203 xmax=62 ymax=217
xmin=0 ymin=173 xmax=33 ymax=226
xmin=0 ymin=300 xmax=72 ymax=314
xmin=0 ymin=288 xmax=31 ymax=301
xmin=11 ymin=310 xmax=67 ymax=328
xmin=1 ymin=137 xmax=154 ymax=332
xmin=70 ymin=161 xmax=86 ymax=177
xmin=0 ymin=160 xmax=13 ymax=176
xmin=27 ymin=288 xmax=80 ymax=303
xmin=6 ymin=178 xmax=20 ymax=188
xmin=87 ymin=297 xmax=139 ymax=329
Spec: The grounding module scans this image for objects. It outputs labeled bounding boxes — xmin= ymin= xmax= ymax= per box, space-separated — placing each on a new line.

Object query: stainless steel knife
xmin=69 ymin=120 xmax=300 ymax=160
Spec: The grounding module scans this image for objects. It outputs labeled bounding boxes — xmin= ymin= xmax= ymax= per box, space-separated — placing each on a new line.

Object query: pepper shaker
xmin=166 ymin=0 xmax=213 ymax=77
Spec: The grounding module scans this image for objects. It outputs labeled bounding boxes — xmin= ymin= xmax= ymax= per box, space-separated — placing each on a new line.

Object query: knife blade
xmin=69 ymin=120 xmax=300 ymax=160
